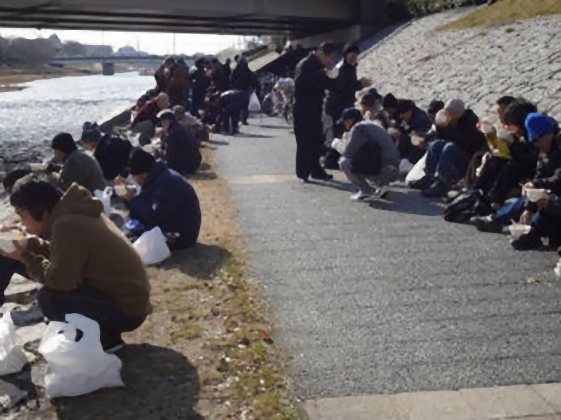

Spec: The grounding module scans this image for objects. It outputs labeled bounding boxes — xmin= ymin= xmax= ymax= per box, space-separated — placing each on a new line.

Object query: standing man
xmin=326 ymin=44 xmax=371 ymax=139
xmin=293 ymin=42 xmax=337 ymax=182
xmin=230 ymin=56 xmax=257 ymax=125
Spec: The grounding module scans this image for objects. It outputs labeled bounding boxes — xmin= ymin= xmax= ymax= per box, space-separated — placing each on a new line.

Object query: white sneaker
xmin=350 ymin=192 xmax=371 ymax=201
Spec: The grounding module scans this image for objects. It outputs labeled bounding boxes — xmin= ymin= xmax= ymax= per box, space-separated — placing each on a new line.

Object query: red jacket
xmin=132 ymin=100 xmax=160 ymax=128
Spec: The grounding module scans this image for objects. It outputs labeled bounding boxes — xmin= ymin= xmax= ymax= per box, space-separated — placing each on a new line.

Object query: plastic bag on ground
xmin=248 ymin=92 xmax=261 ymax=113
xmin=94 ymin=187 xmax=113 ymax=215
xmin=0 ymin=312 xmax=28 ymax=375
xmin=554 ymin=259 xmax=561 ymax=279
xmin=38 ymin=313 xmax=124 ymax=399
xmin=133 ymin=227 xmax=171 ymax=265
xmin=405 ymin=153 xmax=427 ymax=184
xmin=509 ymin=222 xmax=531 ymax=239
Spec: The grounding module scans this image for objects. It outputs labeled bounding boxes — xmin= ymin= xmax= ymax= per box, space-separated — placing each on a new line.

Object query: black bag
xmin=443 ymin=190 xmax=493 ymax=224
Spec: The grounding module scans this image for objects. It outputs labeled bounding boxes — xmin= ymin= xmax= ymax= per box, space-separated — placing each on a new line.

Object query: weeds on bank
xmin=437 ymin=0 xmax=561 ymax=31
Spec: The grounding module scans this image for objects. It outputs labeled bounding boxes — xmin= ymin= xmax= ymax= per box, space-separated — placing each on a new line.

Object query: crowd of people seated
xmin=133 ymin=54 xmax=258 ymax=138
xmin=0 ymin=83 xmax=207 ymax=352
xmin=292 ymin=41 xmax=561 ymax=258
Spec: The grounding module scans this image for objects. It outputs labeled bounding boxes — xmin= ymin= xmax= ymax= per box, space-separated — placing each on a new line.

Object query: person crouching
xmin=337 ymin=108 xmax=401 ymax=201
xmin=158 ymin=110 xmax=202 ymax=175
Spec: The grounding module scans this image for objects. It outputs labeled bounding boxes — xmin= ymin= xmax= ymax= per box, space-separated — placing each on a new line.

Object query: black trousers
xmin=37 ymin=285 xmax=145 ymax=340
xmin=472 ymin=156 xmax=508 ymax=195
xmin=487 ymin=160 xmax=535 ymax=206
xmin=293 ymin=114 xmax=325 ymax=181
xmin=0 ymin=254 xmax=27 ymax=306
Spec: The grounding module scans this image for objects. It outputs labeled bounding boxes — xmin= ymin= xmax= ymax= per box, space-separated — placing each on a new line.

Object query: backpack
xmin=443 ymin=190 xmax=493 ymax=224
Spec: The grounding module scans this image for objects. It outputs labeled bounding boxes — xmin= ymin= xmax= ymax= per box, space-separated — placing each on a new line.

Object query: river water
xmin=0 ymin=72 xmax=154 ymax=163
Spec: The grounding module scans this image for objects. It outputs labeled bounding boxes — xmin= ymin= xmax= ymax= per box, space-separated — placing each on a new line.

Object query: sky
xmin=0 ymin=28 xmax=244 ymax=55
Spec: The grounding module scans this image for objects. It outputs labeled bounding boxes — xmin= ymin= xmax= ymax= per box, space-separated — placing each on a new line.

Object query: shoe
xmin=471 ymin=216 xmax=504 ymax=233
xmin=311 ymin=172 xmax=333 ymax=181
xmin=242 ymin=121 xmax=249 ymax=126
xmin=102 ymin=334 xmax=125 ymax=353
xmin=375 ymin=187 xmax=390 ymax=200
xmin=511 ymin=232 xmax=543 ymax=251
xmin=409 ymin=176 xmax=433 ymax=190
xmin=350 ymin=192 xmax=372 ymax=201
xmin=421 ymin=181 xmax=449 ymax=198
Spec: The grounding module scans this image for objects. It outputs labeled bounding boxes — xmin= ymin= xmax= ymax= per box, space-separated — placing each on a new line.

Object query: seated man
xmin=158 ymin=110 xmax=202 ymax=175
xmin=2 ymin=180 xmax=151 ymax=352
xmin=473 ymin=113 xmax=561 ymax=251
xmin=416 ymin=99 xmax=486 ymax=198
xmin=81 ymin=122 xmax=133 ymax=182
xmin=173 ymin=105 xmax=209 ymax=147
xmin=359 ymin=91 xmax=384 ymax=123
xmin=337 ymin=108 xmax=400 ymax=201
xmin=126 ymin=148 xmax=201 ymax=250
xmin=51 ymin=132 xmax=106 ymax=193
xmin=131 ymin=93 xmax=170 ymax=146
xmin=395 ymin=99 xmax=432 ymax=165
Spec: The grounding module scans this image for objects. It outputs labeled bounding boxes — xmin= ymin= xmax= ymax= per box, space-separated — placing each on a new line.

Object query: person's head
xmin=525 ymin=113 xmax=557 ymax=153
xmin=163 ymin=57 xmax=175 ymax=68
xmin=382 ymin=93 xmax=398 ymax=114
xmin=156 ymin=93 xmax=170 ymax=109
xmin=158 ymin=109 xmax=176 ymax=131
xmin=129 ymin=147 xmax=156 ymax=185
xmin=338 ymin=108 xmax=363 ymax=132
xmin=444 ymin=98 xmax=465 ymax=122
xmin=360 ymin=92 xmax=382 ymax=115
xmin=195 ymin=57 xmax=205 ymax=69
xmin=234 ymin=55 xmax=240 ymax=63
xmin=211 ymin=58 xmax=219 ymax=69
xmin=427 ymin=100 xmax=444 ymax=123
xmin=503 ymin=98 xmax=538 ymax=138
xmin=51 ymin=132 xmax=77 ymax=162
xmin=80 ymin=122 xmax=103 ymax=151
xmin=10 ymin=180 xmax=63 ymax=235
xmin=173 ymin=105 xmax=186 ymax=120
xmin=316 ymin=42 xmax=337 ymax=67
xmin=343 ymin=44 xmax=360 ymax=65
xmin=225 ymin=58 xmax=231 ymax=66
xmin=496 ymin=96 xmax=516 ymax=125
xmin=396 ymin=99 xmax=416 ymax=123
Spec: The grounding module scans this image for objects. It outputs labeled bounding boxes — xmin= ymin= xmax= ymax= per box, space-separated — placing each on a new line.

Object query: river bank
xmin=0 ymin=64 xmax=136 ymax=93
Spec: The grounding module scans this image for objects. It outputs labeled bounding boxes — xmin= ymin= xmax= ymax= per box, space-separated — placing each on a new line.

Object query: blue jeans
xmin=425 ymin=140 xmax=469 ymax=182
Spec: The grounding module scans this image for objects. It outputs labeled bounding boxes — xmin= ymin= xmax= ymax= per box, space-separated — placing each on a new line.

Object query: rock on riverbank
xmin=359 ymin=9 xmax=561 ymax=121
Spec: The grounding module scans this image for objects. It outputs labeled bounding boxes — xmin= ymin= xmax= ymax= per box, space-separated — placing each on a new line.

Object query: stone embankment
xmin=359 ymin=9 xmax=561 ymax=121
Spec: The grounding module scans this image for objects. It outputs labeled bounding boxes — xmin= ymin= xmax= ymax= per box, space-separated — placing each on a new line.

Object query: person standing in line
xmin=292 ymin=42 xmax=337 ymax=183
xmin=230 ymin=56 xmax=257 ymax=125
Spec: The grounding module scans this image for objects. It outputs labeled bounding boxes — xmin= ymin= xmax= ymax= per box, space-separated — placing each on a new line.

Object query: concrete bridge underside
xmin=0 ymin=0 xmax=387 ymax=37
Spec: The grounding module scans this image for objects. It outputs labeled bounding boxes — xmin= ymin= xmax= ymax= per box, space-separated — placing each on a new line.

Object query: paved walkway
xmin=215 ymin=118 xmax=561 ymax=417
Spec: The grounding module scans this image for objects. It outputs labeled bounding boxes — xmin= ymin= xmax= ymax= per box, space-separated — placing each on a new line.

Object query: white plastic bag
xmin=554 ymin=259 xmax=561 ymax=279
xmin=133 ymin=227 xmax=171 ymax=265
xmin=38 ymin=313 xmax=124 ymax=399
xmin=508 ymin=222 xmax=531 ymax=239
xmin=405 ymin=153 xmax=427 ymax=184
xmin=94 ymin=187 xmax=113 ymax=215
xmin=248 ymin=92 xmax=261 ymax=113
xmin=0 ymin=312 xmax=28 ymax=375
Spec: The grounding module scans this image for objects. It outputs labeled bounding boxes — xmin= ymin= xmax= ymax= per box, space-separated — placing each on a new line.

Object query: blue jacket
xmin=130 ymin=162 xmax=201 ymax=247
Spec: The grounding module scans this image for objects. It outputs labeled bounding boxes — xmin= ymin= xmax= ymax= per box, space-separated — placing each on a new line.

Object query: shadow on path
xmin=53 ymin=344 xmax=202 ymax=420
xmin=161 ymin=243 xmax=230 ymax=280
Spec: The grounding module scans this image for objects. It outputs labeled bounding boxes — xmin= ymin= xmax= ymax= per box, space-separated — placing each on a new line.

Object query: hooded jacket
xmin=435 ymin=109 xmax=486 ymax=156
xmin=130 ymin=162 xmax=201 ymax=248
xmin=21 ymin=184 xmax=151 ymax=318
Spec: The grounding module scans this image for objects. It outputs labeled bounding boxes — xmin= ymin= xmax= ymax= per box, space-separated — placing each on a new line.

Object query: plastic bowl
xmin=526 ymin=188 xmax=546 ymax=202
xmin=411 ymin=135 xmax=424 ymax=146
xmin=0 ymin=231 xmax=28 ymax=253
xmin=480 ymin=123 xmax=494 ymax=134
xmin=435 ymin=110 xmax=448 ymax=125
xmin=114 ymin=185 xmax=128 ymax=197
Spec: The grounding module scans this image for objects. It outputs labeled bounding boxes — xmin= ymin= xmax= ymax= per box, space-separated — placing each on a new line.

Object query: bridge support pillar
xmin=102 ymin=62 xmax=115 ymax=76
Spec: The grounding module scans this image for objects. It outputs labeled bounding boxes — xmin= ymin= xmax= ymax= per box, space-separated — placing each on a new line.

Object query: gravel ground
xmin=216 ymin=115 xmax=561 ymax=401
xmin=358 ymin=9 xmax=561 ymax=122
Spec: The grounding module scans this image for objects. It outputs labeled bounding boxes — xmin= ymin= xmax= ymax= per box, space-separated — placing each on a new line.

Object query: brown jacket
xmin=21 ymin=184 xmax=152 ymax=318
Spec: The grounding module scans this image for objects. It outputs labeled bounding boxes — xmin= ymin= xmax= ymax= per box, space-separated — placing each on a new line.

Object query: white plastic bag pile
xmin=94 ymin=187 xmax=114 ymax=216
xmin=248 ymin=92 xmax=261 ymax=113
xmin=133 ymin=226 xmax=171 ymax=266
xmin=0 ymin=312 xmax=28 ymax=375
xmin=38 ymin=314 xmax=124 ymax=399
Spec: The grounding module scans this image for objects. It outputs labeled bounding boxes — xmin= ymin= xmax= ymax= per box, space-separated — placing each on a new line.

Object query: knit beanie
xmin=80 ymin=122 xmax=102 ymax=143
xmin=444 ymin=99 xmax=465 ymax=119
xmin=129 ymin=147 xmax=156 ymax=175
xmin=51 ymin=133 xmax=78 ymax=155
xmin=525 ymin=113 xmax=557 ymax=143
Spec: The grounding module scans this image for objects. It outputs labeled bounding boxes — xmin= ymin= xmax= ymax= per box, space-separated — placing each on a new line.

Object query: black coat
xmin=293 ymin=53 xmax=333 ymax=121
xmin=435 ymin=109 xmax=486 ymax=156
xmin=192 ymin=68 xmax=209 ymax=100
xmin=325 ymin=60 xmax=362 ymax=119
xmin=164 ymin=121 xmax=202 ymax=175
xmin=94 ymin=134 xmax=132 ymax=181
xmin=231 ymin=61 xmax=257 ymax=91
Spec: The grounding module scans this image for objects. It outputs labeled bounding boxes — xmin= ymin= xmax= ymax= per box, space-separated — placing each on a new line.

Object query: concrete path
xmin=215 ymin=118 xmax=561 ymax=417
